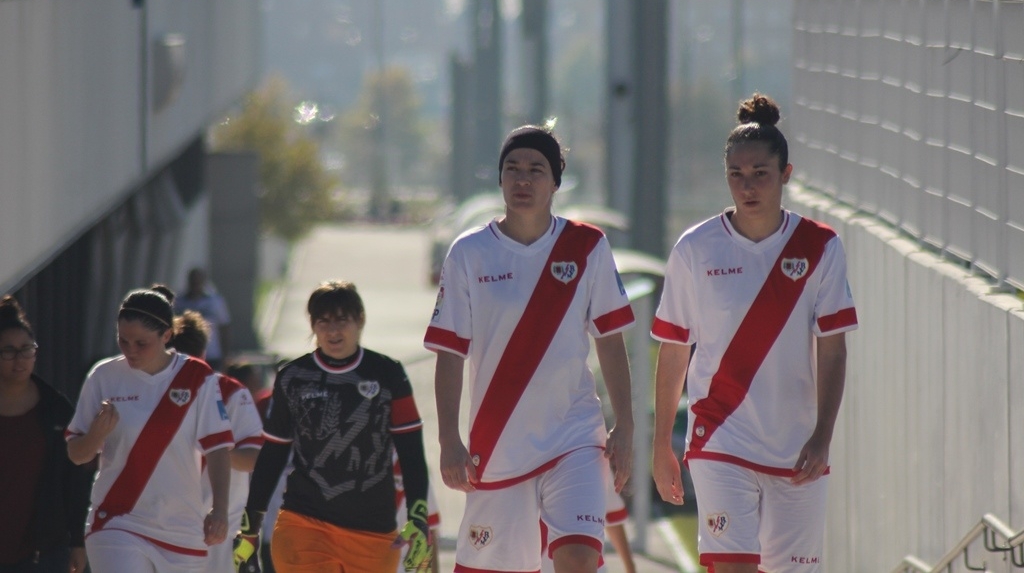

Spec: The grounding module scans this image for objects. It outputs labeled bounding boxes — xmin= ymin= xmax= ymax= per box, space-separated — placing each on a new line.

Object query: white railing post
xmin=623 ymin=277 xmax=656 ymax=553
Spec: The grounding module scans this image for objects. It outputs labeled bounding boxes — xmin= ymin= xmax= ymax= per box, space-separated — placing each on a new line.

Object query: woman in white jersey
xmin=650 ymin=93 xmax=858 ymax=573
xmin=66 ymin=288 xmax=234 ymax=573
xmin=169 ymin=310 xmax=264 ymax=573
xmin=426 ymin=125 xmax=635 ymax=573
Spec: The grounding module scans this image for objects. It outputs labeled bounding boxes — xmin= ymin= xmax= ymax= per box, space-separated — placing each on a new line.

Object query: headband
xmin=498 ymin=127 xmax=564 ymax=187
xmin=120 ymin=307 xmax=171 ymax=328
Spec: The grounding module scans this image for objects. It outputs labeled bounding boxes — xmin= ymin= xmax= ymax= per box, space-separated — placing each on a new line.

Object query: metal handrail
xmin=890 ymin=514 xmax=1024 ymax=573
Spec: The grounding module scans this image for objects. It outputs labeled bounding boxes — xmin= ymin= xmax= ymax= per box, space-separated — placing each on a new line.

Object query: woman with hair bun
xmin=651 ymin=93 xmax=859 ymax=572
xmin=66 ymin=288 xmax=235 ymax=573
xmin=0 ymin=295 xmax=92 ymax=573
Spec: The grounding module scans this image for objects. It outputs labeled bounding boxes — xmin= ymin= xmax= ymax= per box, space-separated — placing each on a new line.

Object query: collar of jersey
xmin=720 ymin=209 xmax=793 ymax=253
xmin=488 ymin=215 xmax=559 ymax=254
xmin=313 ymin=346 xmax=363 ymax=374
xmin=128 ymin=351 xmax=183 ymax=384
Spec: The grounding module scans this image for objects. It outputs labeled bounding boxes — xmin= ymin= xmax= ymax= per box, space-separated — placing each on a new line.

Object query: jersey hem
xmin=685 ymin=451 xmax=830 ymax=478
xmin=700 ymin=551 xmax=760 ymax=566
xmin=87 ymin=528 xmax=208 ymax=557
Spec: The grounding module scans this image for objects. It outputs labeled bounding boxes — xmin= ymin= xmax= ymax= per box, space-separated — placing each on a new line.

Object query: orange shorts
xmin=271 ymin=509 xmax=401 ymax=573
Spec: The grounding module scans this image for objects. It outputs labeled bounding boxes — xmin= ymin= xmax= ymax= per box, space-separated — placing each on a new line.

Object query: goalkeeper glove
xmin=393 ymin=499 xmax=432 ymax=571
xmin=232 ymin=509 xmax=264 ymax=573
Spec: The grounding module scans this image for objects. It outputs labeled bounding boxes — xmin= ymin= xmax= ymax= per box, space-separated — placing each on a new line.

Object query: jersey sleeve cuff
xmin=261 ymin=431 xmax=292 ymax=445
xmin=650 ymin=316 xmax=693 ymax=344
xmin=199 ymin=430 xmax=235 ymax=453
xmin=592 ymin=305 xmax=636 ymax=336
xmin=236 ymin=435 xmax=265 ymax=449
xmin=816 ymin=307 xmax=859 ymax=336
xmin=424 ymin=326 xmax=470 ymax=358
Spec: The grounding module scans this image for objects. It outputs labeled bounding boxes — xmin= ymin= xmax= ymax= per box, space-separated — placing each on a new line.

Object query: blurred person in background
xmin=171 ymin=311 xmax=264 ymax=573
xmin=0 ymin=295 xmax=92 ymax=573
xmin=176 ymin=268 xmax=232 ymax=371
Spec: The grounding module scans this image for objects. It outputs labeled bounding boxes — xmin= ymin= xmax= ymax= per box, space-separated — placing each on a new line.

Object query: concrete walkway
xmin=257 ymin=224 xmax=692 ymax=572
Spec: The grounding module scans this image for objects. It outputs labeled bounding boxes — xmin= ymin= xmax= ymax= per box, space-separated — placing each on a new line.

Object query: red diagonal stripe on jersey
xmin=91 ymin=358 xmax=212 ymax=532
xmin=469 ymin=222 xmax=602 ymax=479
xmin=688 ymin=219 xmax=833 ymax=454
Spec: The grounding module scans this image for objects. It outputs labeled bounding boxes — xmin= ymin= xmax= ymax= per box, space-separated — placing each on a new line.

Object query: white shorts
xmin=689 ymin=459 xmax=828 ymax=573
xmin=86 ymin=529 xmax=206 ymax=573
xmin=456 ymin=446 xmax=606 ymax=572
xmin=540 ymin=459 xmax=624 ymax=573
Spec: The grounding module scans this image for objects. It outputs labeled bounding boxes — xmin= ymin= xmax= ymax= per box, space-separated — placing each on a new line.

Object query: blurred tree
xmin=210 ymin=76 xmax=338 ymax=242
xmin=334 ymin=66 xmax=427 ymax=190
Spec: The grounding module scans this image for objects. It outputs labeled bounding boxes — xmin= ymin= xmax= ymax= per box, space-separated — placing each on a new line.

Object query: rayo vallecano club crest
xmin=358 ymin=380 xmax=380 ymax=399
xmin=780 ymin=257 xmax=809 ymax=281
xmin=168 ymin=389 xmax=191 ymax=406
xmin=550 ymin=261 xmax=578 ymax=284
xmin=469 ymin=525 xmax=493 ymax=549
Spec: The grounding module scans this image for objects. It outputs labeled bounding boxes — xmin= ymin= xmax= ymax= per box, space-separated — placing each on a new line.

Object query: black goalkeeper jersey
xmin=261 ymin=347 xmax=424 ymax=533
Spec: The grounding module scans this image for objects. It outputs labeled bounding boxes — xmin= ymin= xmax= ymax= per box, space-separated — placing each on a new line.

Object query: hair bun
xmin=737 ymin=93 xmax=781 ymax=127
xmin=0 ymin=295 xmax=24 ymax=322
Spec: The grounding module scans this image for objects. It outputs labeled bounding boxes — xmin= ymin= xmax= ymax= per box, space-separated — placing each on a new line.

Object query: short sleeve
xmin=586 ymin=236 xmax=635 ymax=337
xmin=227 ymin=387 xmax=265 ymax=449
xmin=651 ymin=238 xmax=697 ymax=345
xmin=66 ymin=364 xmax=103 ymax=441
xmin=812 ymin=235 xmax=859 ymax=337
xmin=196 ymin=374 xmax=234 ymax=453
xmin=423 ymin=241 xmax=472 ymax=358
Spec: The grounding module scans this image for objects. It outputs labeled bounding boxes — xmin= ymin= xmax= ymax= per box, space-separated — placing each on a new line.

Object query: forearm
xmin=230 ymin=447 xmax=261 ymax=473
xmin=66 ymin=435 xmax=103 ymax=465
xmin=594 ymin=333 xmax=634 ymax=431
xmin=246 ymin=441 xmax=291 ymax=513
xmin=66 ymin=459 xmax=95 ymax=547
xmin=434 ymin=352 xmax=464 ymax=445
xmin=206 ymin=447 xmax=232 ymax=515
xmin=653 ymin=343 xmax=690 ymax=448
xmin=394 ymin=429 xmax=429 ymax=505
xmin=814 ymin=333 xmax=848 ymax=442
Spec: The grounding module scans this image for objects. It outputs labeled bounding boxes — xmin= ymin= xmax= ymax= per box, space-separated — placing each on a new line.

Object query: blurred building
xmin=0 ymin=1 xmax=261 ymax=397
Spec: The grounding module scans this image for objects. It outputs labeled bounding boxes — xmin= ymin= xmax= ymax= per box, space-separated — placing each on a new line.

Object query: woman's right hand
xmin=439 ymin=439 xmax=477 ymax=492
xmin=89 ymin=400 xmax=119 ymax=440
xmin=652 ymin=444 xmax=685 ymax=505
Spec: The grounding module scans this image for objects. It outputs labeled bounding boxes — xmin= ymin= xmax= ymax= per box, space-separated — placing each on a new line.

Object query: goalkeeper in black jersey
xmin=233 ymin=280 xmax=431 ymax=572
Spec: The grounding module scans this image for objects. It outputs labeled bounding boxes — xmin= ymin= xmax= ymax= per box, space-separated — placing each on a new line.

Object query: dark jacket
xmin=27 ymin=375 xmax=93 ymax=554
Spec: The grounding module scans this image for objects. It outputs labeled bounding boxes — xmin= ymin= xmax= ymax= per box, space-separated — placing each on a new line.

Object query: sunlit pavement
xmin=259 ymin=223 xmax=690 ymax=572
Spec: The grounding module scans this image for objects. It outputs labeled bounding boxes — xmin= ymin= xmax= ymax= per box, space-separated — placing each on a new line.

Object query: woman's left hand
xmin=204 ymin=510 xmax=229 ymax=546
xmin=68 ymin=547 xmax=88 ymax=573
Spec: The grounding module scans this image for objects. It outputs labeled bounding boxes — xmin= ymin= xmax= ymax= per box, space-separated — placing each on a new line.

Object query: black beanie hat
xmin=497 ymin=126 xmax=565 ymax=187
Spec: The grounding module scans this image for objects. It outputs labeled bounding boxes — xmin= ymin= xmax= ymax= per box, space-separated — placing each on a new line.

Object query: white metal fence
xmin=790 ymin=0 xmax=1024 ymax=290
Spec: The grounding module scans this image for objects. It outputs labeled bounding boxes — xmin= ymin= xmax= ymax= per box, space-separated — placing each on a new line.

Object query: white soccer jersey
xmin=652 ymin=210 xmax=858 ymax=473
xmin=67 ymin=353 xmax=234 ymax=555
xmin=424 ymin=216 xmax=635 ymax=485
xmin=202 ymin=376 xmax=263 ymax=573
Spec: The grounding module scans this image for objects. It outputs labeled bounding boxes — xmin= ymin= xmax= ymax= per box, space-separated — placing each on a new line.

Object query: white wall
xmin=0 ymin=0 xmax=143 ymax=292
xmin=792 ymin=0 xmax=1024 ymax=291
xmin=0 ymin=0 xmax=261 ymax=293
xmin=789 ymin=185 xmax=1024 ymax=572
